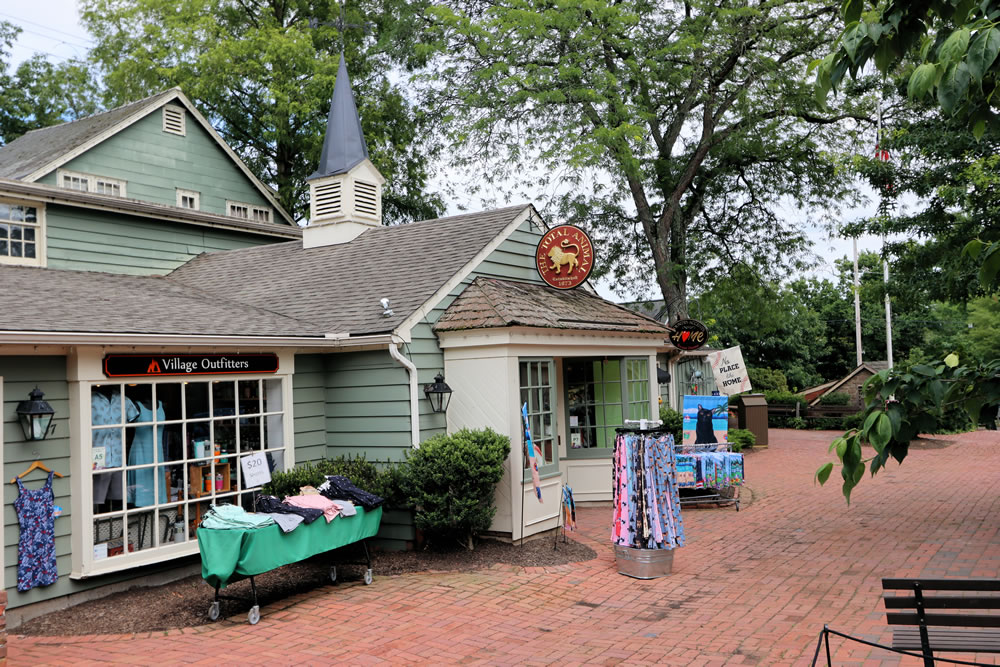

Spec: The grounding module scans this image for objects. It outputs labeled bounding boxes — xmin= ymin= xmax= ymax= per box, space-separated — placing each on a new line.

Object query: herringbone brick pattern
xmin=10 ymin=429 xmax=1000 ymax=665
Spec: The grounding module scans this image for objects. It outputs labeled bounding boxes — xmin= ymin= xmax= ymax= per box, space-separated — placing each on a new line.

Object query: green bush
xmin=788 ymin=416 xmax=807 ymax=429
xmin=747 ymin=367 xmax=788 ymax=392
xmin=399 ymin=428 xmax=510 ymax=550
xmin=659 ymin=405 xmax=683 ymax=443
xmin=727 ymin=428 xmax=755 ymax=452
xmin=763 ymin=390 xmax=808 ymax=406
xmin=841 ymin=411 xmax=864 ymax=431
xmin=818 ymin=391 xmax=851 ymax=406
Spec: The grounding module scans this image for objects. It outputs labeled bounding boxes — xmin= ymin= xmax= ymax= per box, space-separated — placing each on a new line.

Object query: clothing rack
xmin=673 ymin=440 xmax=742 ymax=511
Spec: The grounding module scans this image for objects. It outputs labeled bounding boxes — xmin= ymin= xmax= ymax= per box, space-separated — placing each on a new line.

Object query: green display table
xmin=197 ymin=506 xmax=382 ymax=624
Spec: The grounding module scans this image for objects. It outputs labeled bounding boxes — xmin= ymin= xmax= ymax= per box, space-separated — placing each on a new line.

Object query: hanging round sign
xmin=535 ymin=224 xmax=595 ymax=290
xmin=668 ymin=319 xmax=708 ymax=351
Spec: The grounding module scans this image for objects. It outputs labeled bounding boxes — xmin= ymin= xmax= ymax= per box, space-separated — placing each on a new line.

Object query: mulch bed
xmin=16 ymin=535 xmax=596 ymax=637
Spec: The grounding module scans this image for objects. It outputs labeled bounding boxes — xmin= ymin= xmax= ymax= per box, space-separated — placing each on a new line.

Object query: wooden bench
xmin=882 ymin=578 xmax=1000 ymax=665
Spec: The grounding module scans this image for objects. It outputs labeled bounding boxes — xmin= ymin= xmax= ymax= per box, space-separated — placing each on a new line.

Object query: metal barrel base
xmin=614 ymin=545 xmax=675 ymax=579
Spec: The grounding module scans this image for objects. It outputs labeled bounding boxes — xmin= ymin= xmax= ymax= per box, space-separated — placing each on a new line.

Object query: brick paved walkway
xmin=11 ymin=429 xmax=1000 ymax=665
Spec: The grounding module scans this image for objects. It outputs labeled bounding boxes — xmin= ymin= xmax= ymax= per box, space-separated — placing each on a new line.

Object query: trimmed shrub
xmin=818 ymin=391 xmax=851 ymax=406
xmin=659 ymin=405 xmax=683 ymax=443
xmin=399 ymin=428 xmax=510 ymax=550
xmin=747 ymin=367 xmax=788 ymax=392
xmin=763 ymin=390 xmax=808 ymax=406
xmin=727 ymin=428 xmax=755 ymax=452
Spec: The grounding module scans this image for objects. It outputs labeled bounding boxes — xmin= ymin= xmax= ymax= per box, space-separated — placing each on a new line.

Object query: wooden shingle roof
xmin=433 ymin=277 xmax=672 ymax=334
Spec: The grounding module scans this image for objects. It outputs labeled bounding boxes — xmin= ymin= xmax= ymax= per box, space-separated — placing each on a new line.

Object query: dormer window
xmin=57 ymin=169 xmax=126 ymax=197
xmin=162 ymin=106 xmax=186 ymax=136
xmin=227 ymin=200 xmax=271 ymax=223
xmin=176 ymin=189 xmax=200 ymax=210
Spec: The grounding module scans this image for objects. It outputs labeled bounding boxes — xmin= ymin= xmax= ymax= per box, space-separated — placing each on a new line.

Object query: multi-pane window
xmin=176 ymin=189 xmax=200 ymax=210
xmin=89 ymin=378 xmax=287 ymax=566
xmin=0 ymin=201 xmax=42 ymax=265
xmin=62 ymin=174 xmax=90 ymax=191
xmin=227 ymin=200 xmax=271 ymax=223
xmin=57 ymin=169 xmax=126 ymax=197
xmin=95 ymin=179 xmax=121 ymax=196
xmin=519 ymin=359 xmax=556 ymax=471
xmin=566 ymin=357 xmax=650 ymax=451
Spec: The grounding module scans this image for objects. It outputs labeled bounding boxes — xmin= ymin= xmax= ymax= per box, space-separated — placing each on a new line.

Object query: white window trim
xmin=226 ymin=200 xmax=272 ymax=223
xmin=0 ymin=197 xmax=46 ymax=268
xmin=68 ymin=365 xmax=295 ymax=579
xmin=56 ymin=168 xmax=127 ymax=197
xmin=162 ymin=106 xmax=186 ymax=136
xmin=519 ymin=357 xmax=559 ymax=480
xmin=176 ymin=188 xmax=200 ymax=211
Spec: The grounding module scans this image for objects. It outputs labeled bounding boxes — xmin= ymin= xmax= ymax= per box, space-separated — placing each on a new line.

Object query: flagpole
xmin=853 ymin=238 xmax=863 ymax=367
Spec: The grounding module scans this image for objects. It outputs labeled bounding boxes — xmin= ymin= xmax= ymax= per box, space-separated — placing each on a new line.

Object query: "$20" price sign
xmin=240 ymin=452 xmax=272 ymax=488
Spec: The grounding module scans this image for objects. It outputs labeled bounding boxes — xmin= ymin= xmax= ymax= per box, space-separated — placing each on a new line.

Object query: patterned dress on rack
xmin=15 ymin=471 xmax=58 ymax=592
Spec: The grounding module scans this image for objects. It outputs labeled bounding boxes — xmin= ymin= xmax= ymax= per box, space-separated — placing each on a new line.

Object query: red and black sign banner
xmin=103 ymin=353 xmax=279 ymax=378
xmin=667 ymin=319 xmax=708 ymax=351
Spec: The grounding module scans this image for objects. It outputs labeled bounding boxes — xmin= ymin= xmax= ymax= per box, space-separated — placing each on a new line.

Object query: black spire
xmin=309 ymin=54 xmax=370 ymax=180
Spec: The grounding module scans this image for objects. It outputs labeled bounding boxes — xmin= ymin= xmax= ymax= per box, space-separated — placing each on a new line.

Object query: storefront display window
xmin=566 ymin=357 xmax=650 ymax=453
xmin=88 ymin=377 xmax=286 ymax=567
xmin=519 ymin=359 xmax=557 ymax=475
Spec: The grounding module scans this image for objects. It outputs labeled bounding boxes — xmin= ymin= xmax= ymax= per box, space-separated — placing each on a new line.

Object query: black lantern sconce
xmin=423 ymin=373 xmax=453 ymax=413
xmin=16 ymin=387 xmax=55 ymax=441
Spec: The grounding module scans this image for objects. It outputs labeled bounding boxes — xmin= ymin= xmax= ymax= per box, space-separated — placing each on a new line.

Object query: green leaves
xmin=815 ymin=461 xmax=834 ymax=485
xmin=967 ymin=28 xmax=1000 ymax=82
xmin=908 ymin=63 xmax=939 ymax=100
xmin=841 ymin=0 xmax=864 ymax=25
xmin=978 ymin=241 xmax=1000 ymax=285
xmin=938 ymin=28 xmax=972 ymax=67
xmin=938 ymin=62 xmax=972 ymax=113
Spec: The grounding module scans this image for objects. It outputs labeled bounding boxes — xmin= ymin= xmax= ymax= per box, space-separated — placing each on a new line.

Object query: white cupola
xmin=304 ymin=54 xmax=386 ymax=249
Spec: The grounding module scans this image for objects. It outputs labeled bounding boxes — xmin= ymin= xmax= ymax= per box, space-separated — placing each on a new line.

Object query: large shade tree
xmin=411 ymin=0 xmax=870 ymax=321
xmin=81 ymin=0 xmax=443 ymax=223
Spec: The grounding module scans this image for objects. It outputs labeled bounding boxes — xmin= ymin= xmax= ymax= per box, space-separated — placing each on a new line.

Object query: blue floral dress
xmin=15 ymin=471 xmax=58 ymax=592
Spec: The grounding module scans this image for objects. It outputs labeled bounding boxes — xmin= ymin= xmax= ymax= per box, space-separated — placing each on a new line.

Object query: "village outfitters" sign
xmin=103 ymin=353 xmax=279 ymax=378
xmin=707 ymin=346 xmax=751 ymax=395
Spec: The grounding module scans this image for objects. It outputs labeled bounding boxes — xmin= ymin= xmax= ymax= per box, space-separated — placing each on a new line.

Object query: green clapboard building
xmin=0 ymin=57 xmax=671 ymax=625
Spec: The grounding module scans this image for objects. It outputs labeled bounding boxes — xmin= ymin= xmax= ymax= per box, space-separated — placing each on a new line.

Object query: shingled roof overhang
xmin=433 ymin=277 xmax=673 ymax=335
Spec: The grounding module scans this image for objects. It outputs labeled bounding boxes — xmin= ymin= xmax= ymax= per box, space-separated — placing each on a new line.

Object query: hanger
xmin=10 ymin=461 xmax=65 ymax=484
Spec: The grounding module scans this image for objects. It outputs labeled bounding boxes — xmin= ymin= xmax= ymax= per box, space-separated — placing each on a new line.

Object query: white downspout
xmin=389 ymin=342 xmax=420 ymax=448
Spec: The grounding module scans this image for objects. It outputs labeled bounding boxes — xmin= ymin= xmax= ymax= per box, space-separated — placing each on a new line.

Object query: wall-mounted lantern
xmin=16 ymin=387 xmax=55 ymax=441
xmin=423 ymin=373 xmax=453 ymax=413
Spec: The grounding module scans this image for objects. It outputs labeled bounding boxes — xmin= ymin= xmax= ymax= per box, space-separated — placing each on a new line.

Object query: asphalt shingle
xmin=0 ymin=265 xmax=325 ymax=337
xmin=168 ymin=205 xmax=533 ymax=336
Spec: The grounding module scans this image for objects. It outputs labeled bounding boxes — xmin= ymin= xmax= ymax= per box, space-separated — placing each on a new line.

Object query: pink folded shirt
xmin=284 ymin=494 xmax=341 ymax=523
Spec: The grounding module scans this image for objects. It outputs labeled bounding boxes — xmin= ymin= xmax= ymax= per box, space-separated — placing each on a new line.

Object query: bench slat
xmin=883 ymin=578 xmax=1000 ymax=592
xmin=886 ymin=612 xmax=1000 ymax=628
xmin=884 ymin=595 xmax=1000 ymax=610
xmin=893 ymin=628 xmax=1000 ymax=653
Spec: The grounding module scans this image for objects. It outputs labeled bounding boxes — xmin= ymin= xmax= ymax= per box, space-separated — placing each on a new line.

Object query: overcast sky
xmin=3 ymin=1 xmax=899 ymax=302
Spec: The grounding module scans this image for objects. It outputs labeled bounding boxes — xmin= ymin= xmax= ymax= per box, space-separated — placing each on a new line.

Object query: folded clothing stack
xmin=318 ymin=475 xmax=383 ymax=510
xmin=201 ymin=503 xmax=275 ymax=530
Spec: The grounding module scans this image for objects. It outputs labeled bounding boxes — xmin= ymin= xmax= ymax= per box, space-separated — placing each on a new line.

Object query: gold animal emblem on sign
xmin=547 ymin=239 xmax=581 ymax=275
